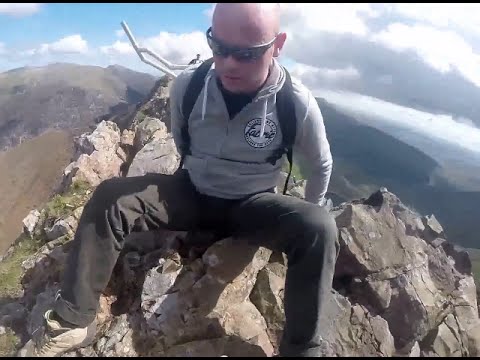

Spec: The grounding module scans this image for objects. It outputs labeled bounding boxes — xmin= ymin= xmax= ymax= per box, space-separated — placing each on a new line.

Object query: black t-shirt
xmin=218 ymin=79 xmax=258 ymax=119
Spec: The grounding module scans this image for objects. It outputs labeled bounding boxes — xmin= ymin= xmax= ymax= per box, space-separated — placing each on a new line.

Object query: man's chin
xmin=219 ymin=76 xmax=243 ymax=92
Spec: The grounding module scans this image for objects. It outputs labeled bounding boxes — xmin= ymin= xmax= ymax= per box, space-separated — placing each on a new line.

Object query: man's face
xmin=208 ymin=22 xmax=283 ymax=94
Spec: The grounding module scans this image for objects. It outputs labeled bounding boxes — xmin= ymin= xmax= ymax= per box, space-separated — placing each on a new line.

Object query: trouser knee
xmin=287 ymin=206 xmax=339 ymax=260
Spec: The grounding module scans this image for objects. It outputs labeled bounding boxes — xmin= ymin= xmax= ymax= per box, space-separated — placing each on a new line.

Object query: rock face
xmin=2 ymin=76 xmax=480 ymax=357
xmin=62 ymin=121 xmax=124 ymax=189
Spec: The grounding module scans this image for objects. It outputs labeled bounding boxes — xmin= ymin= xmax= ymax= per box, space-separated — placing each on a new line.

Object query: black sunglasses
xmin=206 ymin=27 xmax=277 ymax=62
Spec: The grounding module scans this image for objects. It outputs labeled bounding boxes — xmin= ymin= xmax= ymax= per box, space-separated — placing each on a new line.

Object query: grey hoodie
xmin=169 ymin=59 xmax=333 ymax=205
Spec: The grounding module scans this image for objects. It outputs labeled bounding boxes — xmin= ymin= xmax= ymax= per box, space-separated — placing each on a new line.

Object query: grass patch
xmin=134 ymin=110 xmax=147 ymax=126
xmin=0 ymin=328 xmax=20 ymax=357
xmin=0 ymin=180 xmax=91 ymax=300
xmin=282 ymin=159 xmax=306 ymax=181
xmin=45 ymin=180 xmax=91 ymax=220
xmin=0 ymin=234 xmax=42 ymax=299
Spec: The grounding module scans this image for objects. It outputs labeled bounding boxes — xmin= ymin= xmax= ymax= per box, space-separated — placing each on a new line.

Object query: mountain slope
xmin=0 ymin=62 xmax=158 ymax=253
xmin=0 ymin=62 xmax=157 ymax=151
xmin=0 ymin=130 xmax=73 ymax=255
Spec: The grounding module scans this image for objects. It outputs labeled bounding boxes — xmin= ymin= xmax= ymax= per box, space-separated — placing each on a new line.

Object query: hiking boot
xmin=17 ymin=309 xmax=96 ymax=357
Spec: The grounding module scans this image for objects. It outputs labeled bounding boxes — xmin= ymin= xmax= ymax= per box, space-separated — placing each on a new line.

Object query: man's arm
xmin=293 ymin=89 xmax=333 ymax=205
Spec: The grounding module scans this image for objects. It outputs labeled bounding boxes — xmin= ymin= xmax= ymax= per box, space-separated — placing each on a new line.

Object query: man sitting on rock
xmin=19 ymin=3 xmax=338 ymax=358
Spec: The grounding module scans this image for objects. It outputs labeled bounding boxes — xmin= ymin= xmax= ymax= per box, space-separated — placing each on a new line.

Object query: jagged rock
xmin=408 ymin=342 xmax=421 ymax=357
xmin=138 ymin=238 xmax=274 ymax=355
xmin=63 ymin=149 xmax=123 ymax=188
xmin=131 ymin=76 xmax=172 ymax=131
xmin=423 ymin=214 xmax=444 ymax=240
xmin=467 ymin=323 xmax=480 ymax=356
xmin=420 ymin=313 xmax=465 ymax=357
xmin=120 ymin=129 xmax=135 ymax=147
xmin=44 ymin=216 xmax=77 ymax=241
xmin=22 ymin=210 xmax=41 ymax=238
xmin=333 ymin=189 xmax=479 ymax=354
xmin=313 ymin=291 xmax=395 ymax=357
xmin=133 ymin=117 xmax=168 ymax=152
xmin=250 ymin=262 xmax=286 ymax=352
xmin=127 ymin=137 xmax=180 ymax=177
xmin=289 ymin=185 xmax=305 ymax=199
xmin=62 ymin=121 xmax=124 ymax=188
xmin=0 ymin=303 xmax=27 ymax=328
xmin=74 ymin=121 xmax=121 ymax=158
xmin=72 ymin=206 xmax=84 ymax=221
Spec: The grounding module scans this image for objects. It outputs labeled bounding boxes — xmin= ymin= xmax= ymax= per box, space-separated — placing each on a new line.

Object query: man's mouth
xmin=224 ymin=74 xmax=240 ymax=81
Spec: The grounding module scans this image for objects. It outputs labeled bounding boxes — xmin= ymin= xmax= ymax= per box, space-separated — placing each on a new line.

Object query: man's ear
xmin=273 ymin=32 xmax=287 ymax=57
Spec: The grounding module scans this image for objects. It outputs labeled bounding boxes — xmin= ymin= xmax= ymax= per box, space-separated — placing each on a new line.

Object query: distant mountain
xmin=0 ymin=62 xmax=157 ymax=151
xmin=0 ymin=62 xmax=158 ymax=253
xmin=313 ymin=97 xmax=480 ymax=249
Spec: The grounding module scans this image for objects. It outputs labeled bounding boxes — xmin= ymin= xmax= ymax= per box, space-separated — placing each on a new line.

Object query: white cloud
xmin=100 ymin=40 xmax=134 ymax=56
xmin=0 ymin=3 xmax=42 ymax=17
xmin=115 ymin=29 xmax=125 ymax=38
xmin=142 ymin=31 xmax=211 ymax=66
xmin=317 ymin=89 xmax=480 ymax=159
xmin=0 ymin=42 xmax=5 ymax=55
xmin=280 ymin=3 xmax=377 ymax=38
xmin=30 ymin=35 xmax=88 ymax=55
xmin=291 ymin=63 xmax=360 ymax=82
xmin=371 ymin=23 xmax=480 ymax=87
xmin=387 ymin=4 xmax=480 ymax=38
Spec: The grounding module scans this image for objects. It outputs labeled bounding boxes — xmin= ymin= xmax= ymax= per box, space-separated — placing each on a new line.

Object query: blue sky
xmin=0 ymin=3 xmax=217 ymax=73
xmin=1 ymin=3 xmax=211 ymax=48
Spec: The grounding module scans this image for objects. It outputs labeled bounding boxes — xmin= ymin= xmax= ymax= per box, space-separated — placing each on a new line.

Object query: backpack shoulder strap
xmin=181 ymin=57 xmax=214 ymax=121
xmin=178 ymin=57 xmax=214 ymax=168
xmin=274 ymin=67 xmax=297 ymax=195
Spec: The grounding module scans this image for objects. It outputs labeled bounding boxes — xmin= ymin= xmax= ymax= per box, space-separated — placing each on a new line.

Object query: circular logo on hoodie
xmin=244 ymin=118 xmax=277 ymax=148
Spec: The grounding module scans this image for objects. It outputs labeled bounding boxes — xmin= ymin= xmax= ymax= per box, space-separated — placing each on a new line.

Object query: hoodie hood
xmin=200 ymin=59 xmax=286 ymax=138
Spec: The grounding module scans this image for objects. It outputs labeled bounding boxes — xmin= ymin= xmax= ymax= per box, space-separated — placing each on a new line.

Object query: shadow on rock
xmin=70 ymin=231 xmax=276 ymax=357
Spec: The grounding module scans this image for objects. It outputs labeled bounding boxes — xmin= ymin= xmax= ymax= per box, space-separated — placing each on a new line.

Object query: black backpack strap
xmin=266 ymin=67 xmax=297 ymax=194
xmin=178 ymin=57 xmax=214 ymax=169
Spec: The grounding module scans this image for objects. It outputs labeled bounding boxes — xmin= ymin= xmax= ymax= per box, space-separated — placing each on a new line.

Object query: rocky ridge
xmin=0 ymin=76 xmax=479 ymax=357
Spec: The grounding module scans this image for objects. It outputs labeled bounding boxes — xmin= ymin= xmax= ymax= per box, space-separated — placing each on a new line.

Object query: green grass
xmin=0 ymin=328 xmax=20 ymax=357
xmin=45 ymin=180 xmax=91 ymax=220
xmin=0 ymin=234 xmax=42 ymax=299
xmin=0 ymin=180 xmax=91 ymax=300
xmin=282 ymin=157 xmax=306 ymax=181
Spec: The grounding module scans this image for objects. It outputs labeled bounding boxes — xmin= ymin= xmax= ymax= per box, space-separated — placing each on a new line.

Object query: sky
xmin=1 ymin=3 xmax=480 ymax=166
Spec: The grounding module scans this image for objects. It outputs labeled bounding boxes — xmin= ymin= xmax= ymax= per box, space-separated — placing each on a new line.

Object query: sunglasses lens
xmin=232 ymin=49 xmax=256 ymax=62
xmin=207 ymin=29 xmax=272 ymax=62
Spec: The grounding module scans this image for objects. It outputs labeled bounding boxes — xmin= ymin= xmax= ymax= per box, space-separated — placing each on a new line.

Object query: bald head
xmin=212 ymin=3 xmax=281 ymax=44
xmin=208 ymin=3 xmax=286 ymax=94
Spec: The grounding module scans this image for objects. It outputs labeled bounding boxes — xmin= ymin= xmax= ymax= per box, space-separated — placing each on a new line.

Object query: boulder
xmin=22 ymin=210 xmax=41 ymax=238
xmin=62 ymin=120 xmax=124 ymax=188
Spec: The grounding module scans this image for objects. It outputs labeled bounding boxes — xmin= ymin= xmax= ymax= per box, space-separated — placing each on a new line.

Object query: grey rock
xmin=22 ymin=209 xmax=41 ymax=238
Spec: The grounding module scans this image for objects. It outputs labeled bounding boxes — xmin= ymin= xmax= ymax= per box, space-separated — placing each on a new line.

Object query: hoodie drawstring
xmin=201 ymin=73 xmax=212 ymax=121
xmin=259 ymin=99 xmax=268 ymax=139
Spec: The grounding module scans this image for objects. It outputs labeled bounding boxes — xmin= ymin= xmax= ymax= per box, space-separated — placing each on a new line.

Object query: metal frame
xmin=121 ymin=21 xmax=190 ymax=78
